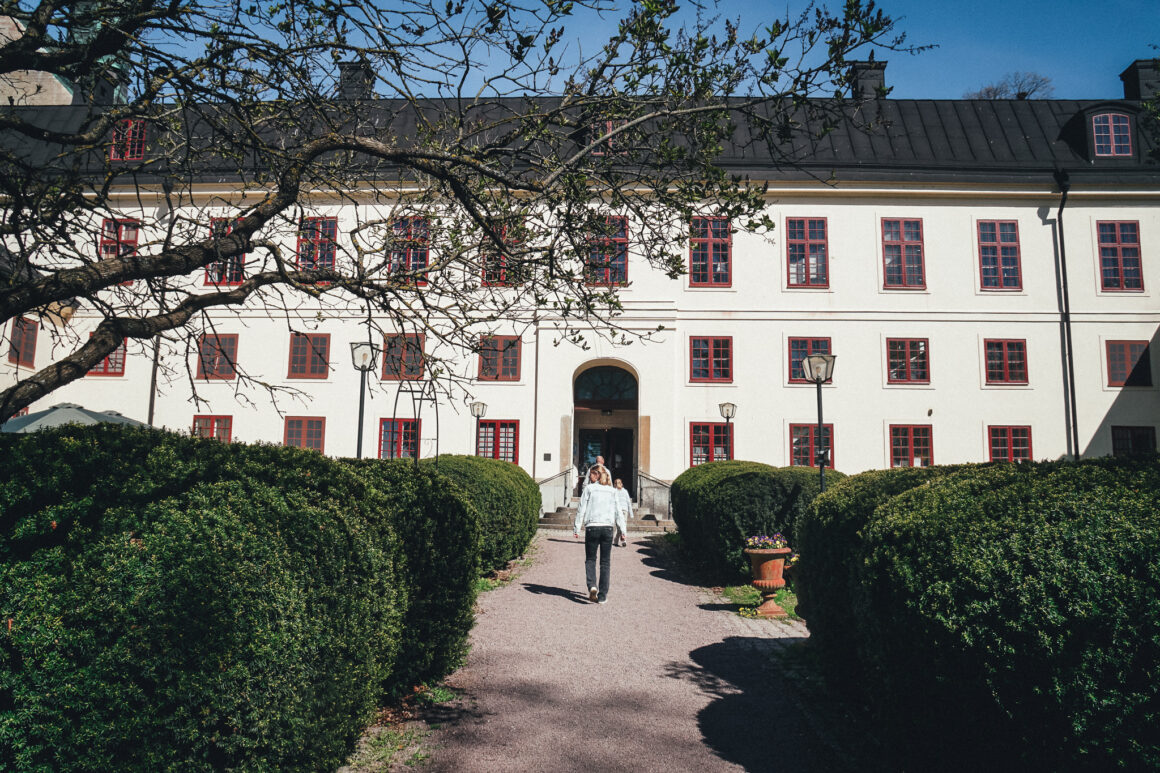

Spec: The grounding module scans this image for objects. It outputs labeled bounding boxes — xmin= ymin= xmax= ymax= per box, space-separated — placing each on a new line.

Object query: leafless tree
xmin=964 ymin=71 xmax=1053 ymax=100
xmin=0 ymin=0 xmax=911 ymax=422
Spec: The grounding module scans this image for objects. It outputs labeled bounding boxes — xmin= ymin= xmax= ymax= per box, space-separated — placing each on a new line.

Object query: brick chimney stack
xmin=1120 ymin=59 xmax=1160 ymax=100
xmin=848 ymin=60 xmax=887 ymax=99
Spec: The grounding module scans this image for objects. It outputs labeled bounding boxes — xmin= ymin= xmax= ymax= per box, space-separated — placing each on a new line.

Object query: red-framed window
xmin=886 ymin=338 xmax=929 ymax=384
xmin=87 ymin=336 xmax=126 ymax=376
xmin=192 ymin=415 xmax=232 ymax=441
xmin=790 ymin=423 xmax=833 ymax=468
xmin=589 ymin=119 xmax=625 ymax=156
xmin=480 ymin=221 xmax=522 ymax=287
xmin=197 ymin=333 xmax=238 ymax=380
xmin=1092 ymin=113 xmax=1132 ymax=157
xmin=287 ymin=333 xmax=330 ymax=379
xmin=690 ymin=217 xmax=731 ymax=286
xmin=8 ymin=316 xmax=37 ymax=367
xmin=297 ymin=217 xmax=338 ymax=272
xmin=379 ymin=418 xmax=420 ymax=459
xmin=690 ymin=336 xmax=732 ymax=382
xmin=382 ymin=333 xmax=424 ymax=380
xmin=1112 ymin=426 xmax=1157 ymax=455
xmin=788 ymin=337 xmax=832 ymax=383
xmin=890 ymin=425 xmax=933 ymax=467
xmin=978 ymin=220 xmax=1022 ymax=290
xmin=285 ymin=416 xmax=325 ymax=452
xmin=479 ymin=335 xmax=521 ymax=381
xmin=984 ymin=339 xmax=1028 ymax=385
xmin=389 ymin=216 xmax=429 ymax=283
xmin=100 ymin=218 xmax=139 ymax=262
xmin=109 ymin=118 xmax=146 ymax=161
xmin=786 ymin=217 xmax=828 ymax=288
xmin=989 ymin=425 xmax=1032 ymax=462
xmin=1106 ymin=340 xmax=1152 ymax=387
xmin=585 ymin=216 xmax=628 ymax=285
xmin=690 ymin=422 xmax=732 ymax=466
xmin=477 ymin=419 xmax=519 ymax=463
xmin=1097 ymin=221 xmax=1143 ymax=291
xmin=882 ymin=218 xmax=925 ymax=289
xmin=206 ymin=218 xmax=246 ymax=285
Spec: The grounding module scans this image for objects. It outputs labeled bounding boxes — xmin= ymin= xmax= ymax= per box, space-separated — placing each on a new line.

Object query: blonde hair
xmin=598 ymin=468 xmax=612 ymax=486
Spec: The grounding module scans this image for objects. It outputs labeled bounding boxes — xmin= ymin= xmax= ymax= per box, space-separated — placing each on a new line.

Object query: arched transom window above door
xmin=573 ymin=366 xmax=638 ymax=410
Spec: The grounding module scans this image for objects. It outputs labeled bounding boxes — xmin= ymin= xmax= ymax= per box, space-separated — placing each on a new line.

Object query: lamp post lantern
xmin=801 ymin=354 xmax=836 ymax=492
xmin=718 ymin=401 xmax=737 ymax=460
xmin=469 ymin=400 xmax=487 ymax=455
xmin=350 ymin=341 xmax=381 ymax=459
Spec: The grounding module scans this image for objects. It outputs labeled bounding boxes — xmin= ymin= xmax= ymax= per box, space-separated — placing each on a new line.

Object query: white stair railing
xmin=636 ymin=470 xmax=671 ymax=520
xmin=536 ymin=467 xmax=574 ymax=516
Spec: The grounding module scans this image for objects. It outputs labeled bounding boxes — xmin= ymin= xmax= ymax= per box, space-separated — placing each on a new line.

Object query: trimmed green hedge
xmin=421 ymin=455 xmax=539 ymax=574
xmin=800 ymin=456 xmax=1160 ymax=771
xmin=794 ymin=465 xmax=961 ymax=673
xmin=670 ymin=460 xmax=844 ymax=579
xmin=0 ymin=425 xmax=485 ymax=771
xmin=0 ymin=428 xmax=404 ymax=772
xmin=343 ymin=458 xmax=480 ymax=697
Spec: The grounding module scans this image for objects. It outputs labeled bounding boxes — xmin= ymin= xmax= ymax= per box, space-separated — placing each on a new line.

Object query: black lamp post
xmin=718 ymin=401 xmax=737 ymax=460
xmin=801 ymin=354 xmax=836 ymax=491
xmin=350 ymin=341 xmax=381 ymax=459
xmin=469 ymin=400 xmax=487 ymax=455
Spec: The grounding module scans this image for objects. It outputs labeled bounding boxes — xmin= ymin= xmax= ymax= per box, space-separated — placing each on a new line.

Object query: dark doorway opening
xmin=578 ymin=427 xmax=634 ymax=494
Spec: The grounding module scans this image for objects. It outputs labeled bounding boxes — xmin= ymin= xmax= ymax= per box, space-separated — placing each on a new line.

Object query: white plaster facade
xmin=6 ymin=178 xmax=1159 ymax=486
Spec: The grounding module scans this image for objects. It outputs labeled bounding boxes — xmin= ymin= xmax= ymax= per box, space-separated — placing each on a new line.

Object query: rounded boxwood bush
xmin=344 ymin=458 xmax=481 ymax=697
xmin=854 ymin=457 xmax=1160 ymax=771
xmin=0 ymin=426 xmax=412 ymax=771
xmin=421 ymin=455 xmax=539 ymax=574
xmin=0 ymin=479 xmax=400 ymax=772
xmin=670 ymin=460 xmax=844 ymax=579
xmin=794 ymin=465 xmax=963 ymax=672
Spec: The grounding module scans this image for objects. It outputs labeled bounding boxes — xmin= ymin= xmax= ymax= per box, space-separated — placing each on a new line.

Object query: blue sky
xmin=869 ymin=0 xmax=1158 ymax=99
xmin=701 ymin=0 xmax=1159 ymax=99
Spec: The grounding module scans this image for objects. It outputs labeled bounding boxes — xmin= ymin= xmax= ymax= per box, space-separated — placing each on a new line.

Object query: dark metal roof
xmin=3 ymin=96 xmax=1157 ymax=187
xmin=716 ymin=99 xmax=1159 ymax=185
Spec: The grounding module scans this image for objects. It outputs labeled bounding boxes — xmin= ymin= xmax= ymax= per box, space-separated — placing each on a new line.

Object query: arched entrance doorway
xmin=573 ymin=363 xmax=638 ymax=496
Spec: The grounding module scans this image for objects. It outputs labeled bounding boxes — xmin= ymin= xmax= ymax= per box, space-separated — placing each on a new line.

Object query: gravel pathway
xmin=422 ymin=532 xmax=869 ymax=773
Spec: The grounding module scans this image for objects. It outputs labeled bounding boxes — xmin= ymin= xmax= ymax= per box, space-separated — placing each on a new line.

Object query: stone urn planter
xmin=744 ymin=547 xmax=792 ymax=619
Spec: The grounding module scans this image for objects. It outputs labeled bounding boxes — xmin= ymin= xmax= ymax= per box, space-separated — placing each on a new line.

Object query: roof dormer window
xmin=1092 ymin=112 xmax=1132 ymax=157
xmin=109 ymin=118 xmax=147 ymax=161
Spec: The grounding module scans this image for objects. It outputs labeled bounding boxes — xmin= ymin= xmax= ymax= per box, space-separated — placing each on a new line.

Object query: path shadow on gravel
xmin=636 ymin=539 xmax=704 ymax=587
xmin=519 ymin=582 xmax=588 ymax=604
xmin=664 ymin=637 xmax=890 ymax=773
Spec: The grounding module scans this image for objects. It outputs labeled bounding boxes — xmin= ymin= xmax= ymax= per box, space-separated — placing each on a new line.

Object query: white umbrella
xmin=1 ymin=402 xmax=147 ymax=433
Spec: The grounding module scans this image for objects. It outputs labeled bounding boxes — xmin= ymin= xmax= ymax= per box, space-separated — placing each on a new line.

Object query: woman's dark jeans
xmin=584 ymin=526 xmax=614 ymax=601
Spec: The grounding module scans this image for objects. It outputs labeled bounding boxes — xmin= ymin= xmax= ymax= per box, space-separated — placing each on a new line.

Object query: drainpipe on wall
xmin=146 ymin=334 xmax=161 ymax=426
xmin=1053 ymin=169 xmax=1080 ymax=458
xmin=531 ymin=314 xmax=540 ymax=479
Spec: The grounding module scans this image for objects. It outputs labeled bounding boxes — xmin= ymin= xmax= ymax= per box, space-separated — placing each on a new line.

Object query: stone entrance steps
xmin=539 ymin=505 xmax=676 ymax=533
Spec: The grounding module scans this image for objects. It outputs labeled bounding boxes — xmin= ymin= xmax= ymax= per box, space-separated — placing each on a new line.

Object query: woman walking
xmin=613 ymin=478 xmax=633 ymax=547
xmin=573 ymin=467 xmax=627 ymax=603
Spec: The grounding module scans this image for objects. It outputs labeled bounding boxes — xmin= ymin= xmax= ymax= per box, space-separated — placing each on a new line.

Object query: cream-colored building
xmin=6 ymin=61 xmax=1159 ymax=503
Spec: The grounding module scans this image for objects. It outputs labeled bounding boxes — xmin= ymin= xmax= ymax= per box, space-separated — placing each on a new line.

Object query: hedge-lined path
xmin=417 ymin=532 xmax=883 ymax=773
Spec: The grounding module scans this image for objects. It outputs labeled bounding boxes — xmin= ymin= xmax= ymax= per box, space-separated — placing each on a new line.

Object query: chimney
xmin=338 ymin=60 xmax=374 ymax=100
xmin=848 ymin=60 xmax=887 ymax=99
xmin=1120 ymin=59 xmax=1160 ymax=100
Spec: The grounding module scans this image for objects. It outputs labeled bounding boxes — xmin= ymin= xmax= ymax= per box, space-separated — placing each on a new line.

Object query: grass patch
xmin=415 ymin=684 xmax=457 ymax=706
xmin=721 ymin=584 xmax=761 ymax=606
xmin=475 ymin=539 xmax=539 ymax=593
xmin=475 ymin=575 xmax=504 ymax=593
xmin=347 ymin=726 xmax=431 ymax=770
xmin=405 ymin=749 xmax=431 ymax=767
xmin=720 ymin=583 xmax=800 ymax=620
